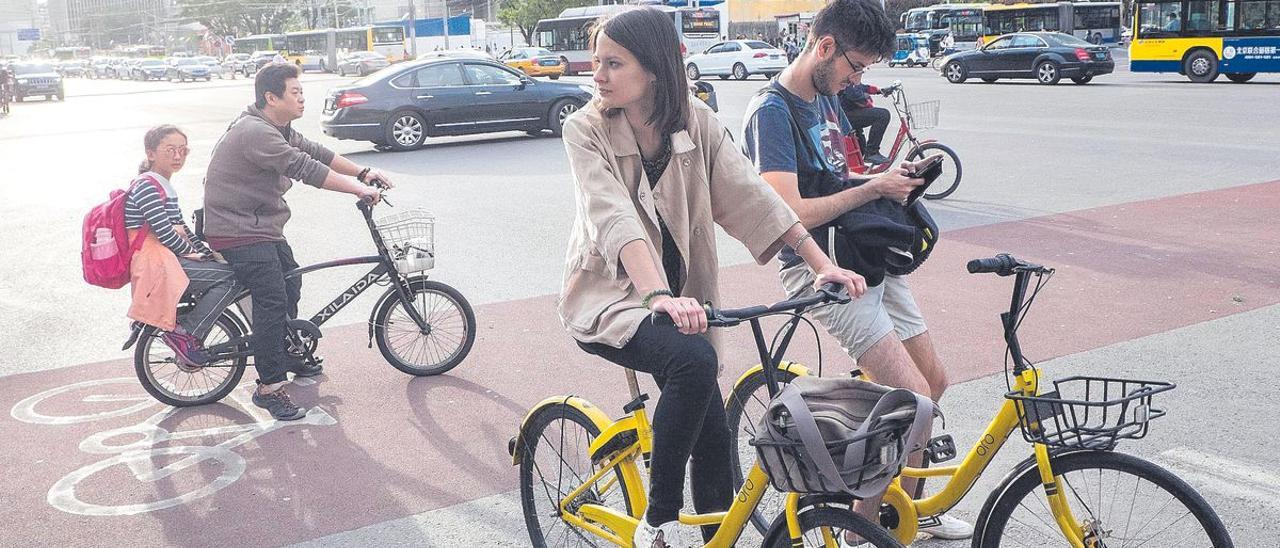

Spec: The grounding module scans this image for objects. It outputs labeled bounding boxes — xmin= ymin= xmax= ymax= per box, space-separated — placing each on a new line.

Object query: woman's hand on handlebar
xmin=650 ymin=295 xmax=708 ymax=335
xmin=813 ymin=264 xmax=867 ymax=300
xmin=355 ymin=185 xmax=383 ymax=205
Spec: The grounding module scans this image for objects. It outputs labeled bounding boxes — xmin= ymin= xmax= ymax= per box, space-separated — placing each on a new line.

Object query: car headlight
xmin=578 ymin=84 xmax=594 ymax=94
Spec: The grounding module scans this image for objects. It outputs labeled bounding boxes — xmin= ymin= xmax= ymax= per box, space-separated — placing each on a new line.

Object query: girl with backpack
xmin=125 ymin=125 xmax=239 ymax=366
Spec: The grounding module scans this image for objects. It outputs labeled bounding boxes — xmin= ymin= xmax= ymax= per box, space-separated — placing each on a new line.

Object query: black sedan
xmin=941 ymin=32 xmax=1114 ymax=85
xmin=321 ymin=58 xmax=593 ymax=151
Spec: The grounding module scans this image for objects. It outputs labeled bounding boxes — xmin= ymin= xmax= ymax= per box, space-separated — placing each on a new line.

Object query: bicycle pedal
xmin=926 ymin=434 xmax=957 ymax=464
xmin=589 ymin=429 xmax=637 ymax=463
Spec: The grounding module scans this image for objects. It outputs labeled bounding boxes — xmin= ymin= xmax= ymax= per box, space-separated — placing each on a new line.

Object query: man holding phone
xmin=741 ymin=0 xmax=971 ymax=539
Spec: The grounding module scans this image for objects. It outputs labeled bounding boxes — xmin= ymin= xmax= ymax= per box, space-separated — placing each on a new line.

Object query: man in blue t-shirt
xmin=741 ymin=0 xmax=972 ymax=540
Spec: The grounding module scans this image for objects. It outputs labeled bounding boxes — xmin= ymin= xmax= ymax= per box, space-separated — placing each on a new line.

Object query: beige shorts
xmin=779 ymin=265 xmax=928 ymax=360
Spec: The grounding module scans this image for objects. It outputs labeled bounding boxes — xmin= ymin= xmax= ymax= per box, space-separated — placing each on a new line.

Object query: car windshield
xmin=14 ymin=64 xmax=54 ymax=74
xmin=1051 ymin=33 xmax=1093 ymax=47
xmin=141 ymin=60 xmax=164 ymax=66
xmin=176 ymin=58 xmax=200 ymax=66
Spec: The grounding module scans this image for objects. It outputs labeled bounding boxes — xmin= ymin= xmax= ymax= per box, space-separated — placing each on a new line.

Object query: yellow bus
xmin=285 ymin=25 xmax=408 ymax=72
xmin=981 ymin=2 xmax=1123 ymax=46
xmin=233 ymin=34 xmax=287 ymax=55
xmin=1130 ymin=0 xmax=1280 ymax=82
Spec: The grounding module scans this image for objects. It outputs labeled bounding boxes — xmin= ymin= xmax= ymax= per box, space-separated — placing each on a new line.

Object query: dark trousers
xmin=579 ymin=321 xmax=733 ymax=540
xmin=847 ymin=106 xmax=892 ymax=155
xmin=219 ymin=241 xmax=301 ymax=385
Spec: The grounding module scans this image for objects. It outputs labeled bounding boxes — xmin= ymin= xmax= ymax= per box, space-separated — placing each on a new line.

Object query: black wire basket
xmin=1006 ymin=376 xmax=1175 ymax=450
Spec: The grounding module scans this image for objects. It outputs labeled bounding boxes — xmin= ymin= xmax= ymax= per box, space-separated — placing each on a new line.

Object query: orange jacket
xmin=127 ymin=229 xmax=189 ymax=331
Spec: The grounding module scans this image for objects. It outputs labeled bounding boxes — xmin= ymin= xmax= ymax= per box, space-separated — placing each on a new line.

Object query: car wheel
xmin=205 ymin=76 xmax=212 ymax=81
xmin=385 ymin=110 xmax=426 ymax=151
xmin=337 ymin=65 xmax=345 ymax=76
xmin=1035 ymin=61 xmax=1061 ymax=85
xmin=549 ymin=74 xmax=560 ymax=80
xmin=560 ymin=57 xmax=574 ymax=77
xmin=357 ymin=66 xmax=365 ymax=77
xmin=944 ymin=61 xmax=967 ymax=83
xmin=764 ymin=72 xmax=778 ymax=79
xmin=732 ymin=63 xmax=749 ymax=80
xmin=319 ymin=61 xmax=327 ymax=73
xmin=57 ymin=90 xmax=65 ymax=101
xmin=1070 ymin=75 xmax=1093 ymax=84
xmin=1225 ymin=72 xmax=1256 ymax=83
xmin=549 ymin=98 xmax=580 ymax=137
xmin=718 ymin=74 xmax=730 ymax=80
xmin=1184 ymin=50 xmax=1219 ymax=83
xmin=686 ymin=63 xmax=701 ymax=80
xmin=526 ymin=129 xmax=544 ymax=137
xmin=981 ymin=77 xmax=998 ymax=83
xmin=15 ymin=95 xmax=22 ymax=103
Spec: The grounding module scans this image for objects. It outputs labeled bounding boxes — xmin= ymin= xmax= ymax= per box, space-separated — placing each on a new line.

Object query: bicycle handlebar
xmin=966 ymin=254 xmax=1048 ymax=277
xmin=651 ymin=283 xmax=850 ymax=328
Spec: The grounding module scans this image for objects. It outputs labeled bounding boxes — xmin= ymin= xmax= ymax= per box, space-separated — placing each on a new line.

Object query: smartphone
xmin=905 ymin=155 xmax=945 ymax=206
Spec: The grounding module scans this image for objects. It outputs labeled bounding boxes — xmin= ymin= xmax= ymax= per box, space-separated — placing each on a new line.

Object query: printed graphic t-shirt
xmin=742 ymin=80 xmax=852 ymax=268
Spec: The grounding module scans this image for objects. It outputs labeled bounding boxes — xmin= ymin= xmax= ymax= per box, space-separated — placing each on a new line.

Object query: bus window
xmin=1240 ymin=0 xmax=1280 ymax=30
xmin=1138 ymin=2 xmax=1185 ymax=35
xmin=1186 ymin=1 xmax=1231 ymax=32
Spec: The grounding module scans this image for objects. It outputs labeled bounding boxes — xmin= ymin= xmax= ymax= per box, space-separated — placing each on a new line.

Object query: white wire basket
xmin=375 ymin=208 xmax=436 ymax=273
xmin=907 ymin=100 xmax=940 ymax=130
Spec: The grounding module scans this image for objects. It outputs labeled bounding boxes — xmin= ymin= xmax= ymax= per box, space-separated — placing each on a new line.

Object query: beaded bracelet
xmin=357 ymin=167 xmax=371 ymax=183
xmin=641 ymin=289 xmax=674 ymax=309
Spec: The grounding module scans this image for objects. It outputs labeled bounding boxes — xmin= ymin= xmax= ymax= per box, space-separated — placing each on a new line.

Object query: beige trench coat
xmin=557 ymin=95 xmax=802 ymax=362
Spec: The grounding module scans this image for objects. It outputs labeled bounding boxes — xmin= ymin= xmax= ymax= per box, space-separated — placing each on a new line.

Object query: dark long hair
xmin=138 ymin=124 xmax=187 ymax=174
xmin=590 ymin=7 xmax=690 ymax=136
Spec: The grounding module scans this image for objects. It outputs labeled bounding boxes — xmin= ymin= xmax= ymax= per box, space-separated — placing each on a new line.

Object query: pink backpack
xmin=82 ymin=175 xmax=165 ymax=289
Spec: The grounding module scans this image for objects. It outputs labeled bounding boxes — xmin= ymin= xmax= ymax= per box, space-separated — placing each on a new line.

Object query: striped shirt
xmin=123 ymin=172 xmax=213 ymax=257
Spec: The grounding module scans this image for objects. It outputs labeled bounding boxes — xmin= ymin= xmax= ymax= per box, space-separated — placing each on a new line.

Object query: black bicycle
xmin=126 ymin=197 xmax=477 ymax=407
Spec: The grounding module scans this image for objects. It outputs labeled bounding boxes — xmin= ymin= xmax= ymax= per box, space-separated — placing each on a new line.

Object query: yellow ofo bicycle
xmin=724 ymin=254 xmax=1233 ymax=547
xmin=510 ymin=285 xmax=916 ymax=547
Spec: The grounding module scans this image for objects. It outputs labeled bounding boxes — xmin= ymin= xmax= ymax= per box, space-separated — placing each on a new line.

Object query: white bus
xmin=534 ymin=5 xmax=724 ymax=75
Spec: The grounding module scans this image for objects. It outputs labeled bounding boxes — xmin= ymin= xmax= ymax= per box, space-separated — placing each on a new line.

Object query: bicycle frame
xmin=546 ymin=308 xmax=830 ymax=546
xmin=858 ymin=88 xmax=936 ymax=175
xmin=199 ymin=202 xmax=430 ymax=359
xmin=878 ymin=268 xmax=1090 ymax=547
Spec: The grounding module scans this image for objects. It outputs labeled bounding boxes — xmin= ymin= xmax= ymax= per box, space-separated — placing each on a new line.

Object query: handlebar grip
xmin=967 ymin=254 xmax=1018 ymax=275
xmin=818 ymin=282 xmax=852 ymax=304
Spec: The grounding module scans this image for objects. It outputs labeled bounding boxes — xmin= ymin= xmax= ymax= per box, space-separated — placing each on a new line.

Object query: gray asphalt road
xmin=2 ymin=65 xmax=1277 ymax=377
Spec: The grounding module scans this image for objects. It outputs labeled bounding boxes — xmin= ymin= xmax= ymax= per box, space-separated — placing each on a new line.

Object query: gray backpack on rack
xmin=751 ymin=375 xmax=939 ymax=498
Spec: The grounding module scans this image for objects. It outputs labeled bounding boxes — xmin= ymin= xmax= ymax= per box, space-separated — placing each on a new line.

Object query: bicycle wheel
xmin=373 ymin=278 xmax=476 ymax=376
xmin=763 ymin=506 xmax=904 ymax=547
xmin=134 ymin=311 xmax=246 ymax=407
xmin=977 ymin=450 xmax=1233 ymax=547
xmin=518 ymin=403 xmax=637 ymax=548
xmin=907 ymin=143 xmax=963 ymax=200
xmin=724 ymin=366 xmax=800 ymax=534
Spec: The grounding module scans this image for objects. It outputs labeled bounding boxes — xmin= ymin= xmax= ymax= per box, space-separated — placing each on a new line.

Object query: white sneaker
xmin=919 ymin=513 xmax=974 ymax=540
xmin=633 ymin=518 xmax=687 ymax=548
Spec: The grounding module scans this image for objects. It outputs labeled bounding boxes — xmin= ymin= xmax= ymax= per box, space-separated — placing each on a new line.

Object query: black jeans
xmin=846 ymin=106 xmax=892 ymax=155
xmin=219 ymin=241 xmax=301 ymax=385
xmin=579 ymin=321 xmax=733 ymax=540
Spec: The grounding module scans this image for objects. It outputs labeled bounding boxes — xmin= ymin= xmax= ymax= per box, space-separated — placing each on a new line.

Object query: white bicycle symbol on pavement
xmin=10 ymin=377 xmax=336 ymax=516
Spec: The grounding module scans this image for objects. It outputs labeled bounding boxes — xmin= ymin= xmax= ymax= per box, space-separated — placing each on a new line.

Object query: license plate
xmin=1094 ymin=52 xmax=1106 ymax=60
xmin=324 ymin=98 xmax=335 ymax=111
xmin=539 ymin=60 xmax=559 ymax=66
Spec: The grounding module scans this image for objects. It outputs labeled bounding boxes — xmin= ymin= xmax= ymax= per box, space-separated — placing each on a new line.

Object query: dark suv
xmin=11 ymin=63 xmax=65 ymax=101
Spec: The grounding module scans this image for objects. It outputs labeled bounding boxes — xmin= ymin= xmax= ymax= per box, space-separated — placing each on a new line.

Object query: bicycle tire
xmin=518 ymin=403 xmax=637 ymax=548
xmin=976 ymin=450 xmax=1233 ymax=547
xmin=724 ymin=366 xmax=801 ymax=534
xmin=134 ymin=311 xmax=247 ymax=407
xmin=908 ymin=142 xmax=963 ymax=200
xmin=763 ymin=505 xmax=904 ymax=547
xmin=373 ymin=278 xmax=476 ymax=376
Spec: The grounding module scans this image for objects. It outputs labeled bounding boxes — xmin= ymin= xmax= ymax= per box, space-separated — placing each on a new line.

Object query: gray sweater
xmin=203 ymin=104 xmax=335 ymax=250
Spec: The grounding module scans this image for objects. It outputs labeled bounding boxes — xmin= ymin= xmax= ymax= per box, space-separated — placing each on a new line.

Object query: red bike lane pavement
xmin=2 ymin=181 xmax=1277 ymax=546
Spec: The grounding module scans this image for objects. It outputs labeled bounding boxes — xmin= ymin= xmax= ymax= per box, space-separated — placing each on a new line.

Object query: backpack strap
xmin=125 ymin=174 xmax=169 ymax=253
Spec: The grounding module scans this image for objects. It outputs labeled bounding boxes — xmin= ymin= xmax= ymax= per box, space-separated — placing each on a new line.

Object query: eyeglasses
xmin=159 ymin=145 xmax=189 ymax=156
xmin=835 ymin=41 xmax=872 ymax=75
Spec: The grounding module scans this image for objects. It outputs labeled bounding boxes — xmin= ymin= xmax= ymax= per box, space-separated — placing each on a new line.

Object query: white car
xmin=685 ymin=40 xmax=788 ymax=81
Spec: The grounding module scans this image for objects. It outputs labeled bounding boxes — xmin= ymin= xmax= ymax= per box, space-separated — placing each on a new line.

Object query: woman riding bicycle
xmin=124 ymin=125 xmax=239 ymax=366
xmin=559 ymin=8 xmax=867 ymax=547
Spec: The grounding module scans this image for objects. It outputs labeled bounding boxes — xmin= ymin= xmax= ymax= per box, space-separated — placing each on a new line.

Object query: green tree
xmin=176 ymin=0 xmax=296 ymax=37
xmin=497 ymin=0 xmax=592 ymax=45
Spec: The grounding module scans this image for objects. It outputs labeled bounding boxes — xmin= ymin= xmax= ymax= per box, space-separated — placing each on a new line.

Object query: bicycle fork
xmin=1033 ymin=443 xmax=1089 ymax=548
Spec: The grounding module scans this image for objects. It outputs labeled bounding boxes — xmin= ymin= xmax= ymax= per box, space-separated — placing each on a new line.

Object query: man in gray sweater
xmin=204 ymin=63 xmax=391 ymax=421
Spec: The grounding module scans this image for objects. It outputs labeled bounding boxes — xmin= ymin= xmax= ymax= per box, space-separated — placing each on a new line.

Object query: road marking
xmin=1157 ymin=447 xmax=1280 ymax=513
